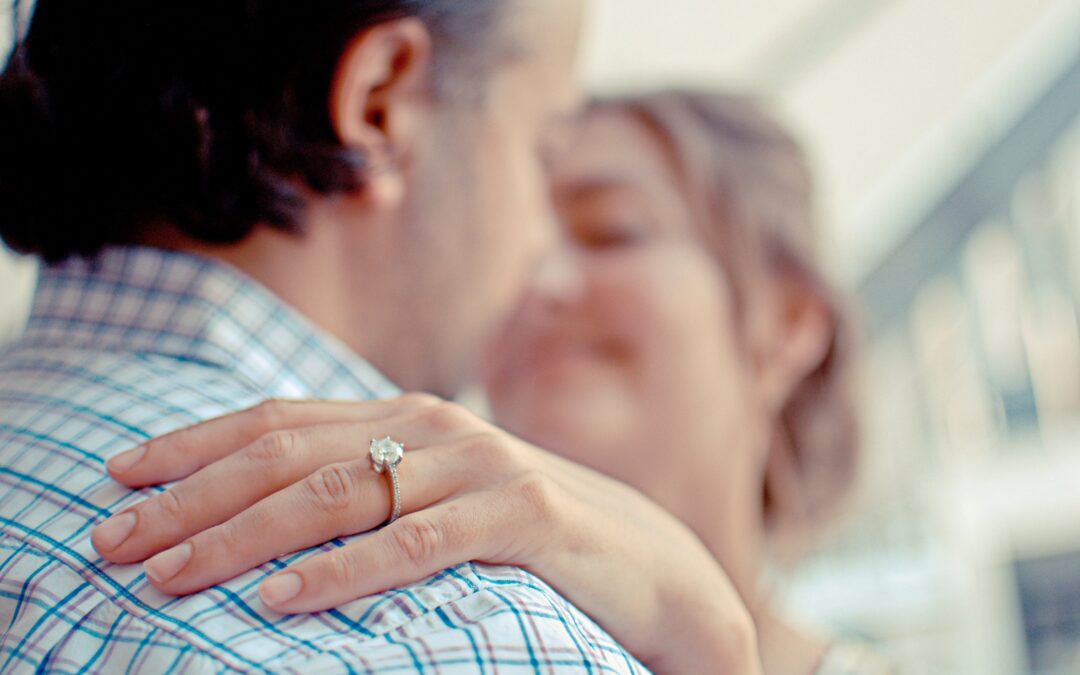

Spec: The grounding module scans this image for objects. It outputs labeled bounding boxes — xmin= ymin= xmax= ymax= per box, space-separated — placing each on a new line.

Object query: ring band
xmin=370 ymin=437 xmax=405 ymax=525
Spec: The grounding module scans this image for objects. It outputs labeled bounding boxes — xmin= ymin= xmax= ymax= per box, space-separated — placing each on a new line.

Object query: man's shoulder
xmin=267 ymin=561 xmax=644 ymax=672
xmin=0 ymin=533 xmax=641 ymax=674
xmin=0 ymin=347 xmax=645 ymax=673
xmin=0 ymin=344 xmax=262 ymax=528
xmin=0 ymin=346 xmax=256 ymax=672
xmin=0 ymin=342 xmax=265 ymax=441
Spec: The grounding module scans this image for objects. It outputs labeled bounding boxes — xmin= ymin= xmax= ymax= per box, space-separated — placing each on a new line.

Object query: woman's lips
xmin=505 ymin=333 xmax=629 ymax=381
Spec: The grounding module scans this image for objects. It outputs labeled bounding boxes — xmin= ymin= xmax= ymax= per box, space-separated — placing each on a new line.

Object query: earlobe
xmin=327 ymin=17 xmax=434 ymax=209
xmin=756 ymin=274 xmax=834 ymax=413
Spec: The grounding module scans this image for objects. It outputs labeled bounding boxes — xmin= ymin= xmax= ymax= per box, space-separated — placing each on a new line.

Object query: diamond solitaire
xmin=370 ymin=436 xmax=404 ymax=473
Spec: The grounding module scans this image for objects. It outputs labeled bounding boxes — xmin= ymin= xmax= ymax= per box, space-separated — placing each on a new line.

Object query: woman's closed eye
xmin=557 ymin=181 xmax=662 ymax=250
xmin=572 ymin=218 xmax=649 ymax=250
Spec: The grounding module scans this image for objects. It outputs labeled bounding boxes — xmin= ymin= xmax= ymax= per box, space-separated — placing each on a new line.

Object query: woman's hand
xmin=92 ymin=396 xmax=760 ymax=674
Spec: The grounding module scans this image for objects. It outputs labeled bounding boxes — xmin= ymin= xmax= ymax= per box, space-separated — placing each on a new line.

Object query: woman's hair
xmin=0 ymin=0 xmax=507 ymax=262
xmin=596 ymin=91 xmax=859 ymax=536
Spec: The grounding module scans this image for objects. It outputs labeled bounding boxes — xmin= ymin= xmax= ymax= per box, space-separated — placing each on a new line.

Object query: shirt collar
xmin=21 ymin=246 xmax=400 ymax=400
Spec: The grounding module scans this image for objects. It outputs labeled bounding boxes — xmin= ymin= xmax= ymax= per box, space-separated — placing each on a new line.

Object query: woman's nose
xmin=528 ymin=248 xmax=587 ymax=307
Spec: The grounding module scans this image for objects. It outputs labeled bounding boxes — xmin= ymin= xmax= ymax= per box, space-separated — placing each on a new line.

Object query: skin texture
xmin=194 ymin=1 xmax=584 ymax=398
xmin=89 ymin=7 xmax=763 ymax=675
xmin=483 ymin=109 xmax=833 ymax=675
xmin=485 ymin=109 xmax=770 ymax=589
xmin=93 ymin=398 xmax=761 ymax=675
xmin=88 ymin=107 xmax=840 ymax=674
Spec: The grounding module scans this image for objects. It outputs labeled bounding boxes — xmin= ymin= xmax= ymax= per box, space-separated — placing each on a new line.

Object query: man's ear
xmin=755 ymin=270 xmax=834 ymax=414
xmin=328 ymin=17 xmax=434 ymax=209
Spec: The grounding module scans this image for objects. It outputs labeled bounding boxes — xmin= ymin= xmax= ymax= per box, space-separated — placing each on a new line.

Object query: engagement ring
xmin=370 ymin=436 xmax=405 ymax=525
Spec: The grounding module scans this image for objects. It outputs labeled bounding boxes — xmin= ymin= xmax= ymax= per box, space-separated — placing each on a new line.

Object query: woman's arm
xmin=92 ymin=396 xmax=761 ymax=675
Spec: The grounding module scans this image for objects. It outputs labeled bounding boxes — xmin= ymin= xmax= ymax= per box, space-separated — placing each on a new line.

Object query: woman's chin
xmin=493 ymin=376 xmax=640 ymax=465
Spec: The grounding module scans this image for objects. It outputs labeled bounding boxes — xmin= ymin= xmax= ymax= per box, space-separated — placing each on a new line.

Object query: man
xmin=0 ymin=1 xmax=646 ymax=671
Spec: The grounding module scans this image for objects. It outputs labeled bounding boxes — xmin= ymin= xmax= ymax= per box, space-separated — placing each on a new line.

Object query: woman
xmin=482 ymin=92 xmax=871 ymax=674
xmin=92 ymin=91 xmax=885 ymax=674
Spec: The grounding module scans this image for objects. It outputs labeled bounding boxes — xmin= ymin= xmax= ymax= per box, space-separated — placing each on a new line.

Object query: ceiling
xmin=581 ymin=0 xmax=1080 ymax=283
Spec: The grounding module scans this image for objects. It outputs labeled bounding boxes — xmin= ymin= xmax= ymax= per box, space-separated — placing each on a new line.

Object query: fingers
xmin=139 ymin=450 xmax=464 ymax=596
xmin=257 ymin=497 xmax=495 ymax=614
xmin=93 ymin=406 xmax=478 ymax=564
xmin=95 ymin=422 xmax=379 ymax=564
xmin=107 ymin=394 xmax=442 ymax=488
xmin=93 ymin=413 xmax=505 ymax=566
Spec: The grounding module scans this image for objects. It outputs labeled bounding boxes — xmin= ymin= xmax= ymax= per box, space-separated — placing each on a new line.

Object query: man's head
xmin=0 ymin=0 xmax=585 ymax=395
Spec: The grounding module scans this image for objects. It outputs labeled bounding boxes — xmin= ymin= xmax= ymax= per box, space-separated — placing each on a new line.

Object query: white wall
xmin=580 ymin=0 xmax=1080 ymax=282
xmin=0 ymin=250 xmax=34 ymax=346
xmin=2 ymin=0 xmax=1076 ymax=339
xmin=0 ymin=6 xmax=35 ymax=347
xmin=579 ymin=5 xmax=1080 ymax=673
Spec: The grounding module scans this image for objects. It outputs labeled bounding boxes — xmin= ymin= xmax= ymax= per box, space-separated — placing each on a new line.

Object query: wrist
xmin=650 ymin=573 xmax=761 ymax=674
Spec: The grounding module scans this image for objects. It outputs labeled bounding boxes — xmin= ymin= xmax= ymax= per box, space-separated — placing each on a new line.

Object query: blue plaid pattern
xmin=0 ymin=247 xmax=645 ymax=674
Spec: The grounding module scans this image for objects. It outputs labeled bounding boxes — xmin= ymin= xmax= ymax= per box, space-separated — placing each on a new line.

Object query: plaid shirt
xmin=0 ymin=247 xmax=645 ymax=674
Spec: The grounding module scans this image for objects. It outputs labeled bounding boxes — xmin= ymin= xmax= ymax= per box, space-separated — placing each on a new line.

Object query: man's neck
xmin=142 ymin=216 xmax=411 ymax=385
xmin=194 ymin=227 xmax=357 ymax=348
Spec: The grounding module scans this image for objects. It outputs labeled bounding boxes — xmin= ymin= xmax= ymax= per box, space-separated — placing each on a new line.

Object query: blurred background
xmin=3 ymin=1 xmax=1080 ymax=673
xmin=579 ymin=1 xmax=1080 ymax=674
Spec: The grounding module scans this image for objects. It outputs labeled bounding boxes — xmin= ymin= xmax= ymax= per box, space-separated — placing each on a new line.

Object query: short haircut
xmin=0 ymin=0 xmax=507 ymax=261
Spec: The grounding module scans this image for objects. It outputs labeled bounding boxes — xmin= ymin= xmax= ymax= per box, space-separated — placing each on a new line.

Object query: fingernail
xmin=93 ymin=512 xmax=137 ymax=551
xmin=260 ymin=573 xmax=303 ymax=607
xmin=144 ymin=542 xmax=193 ymax=583
xmin=107 ymin=446 xmax=147 ymax=473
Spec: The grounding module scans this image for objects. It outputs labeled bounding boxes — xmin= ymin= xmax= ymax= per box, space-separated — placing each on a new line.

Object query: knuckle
xmin=511 ymin=471 xmax=560 ymax=521
xmin=246 ymin=430 xmax=297 ymax=464
xmin=253 ymin=398 xmax=291 ymax=430
xmin=217 ymin=504 xmax=275 ymax=556
xmin=460 ymin=432 xmax=516 ymax=471
xmin=324 ymin=549 xmax=361 ymax=588
xmin=209 ymin=519 xmax=246 ymax=557
xmin=304 ymin=462 xmax=362 ymax=513
xmin=424 ymin=401 xmax=476 ymax=434
xmin=390 ymin=517 xmax=444 ymax=567
xmin=153 ymin=487 xmax=187 ymax=522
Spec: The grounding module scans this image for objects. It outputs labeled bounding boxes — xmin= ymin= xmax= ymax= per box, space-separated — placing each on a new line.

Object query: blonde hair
xmin=592 ymin=91 xmax=859 ymax=534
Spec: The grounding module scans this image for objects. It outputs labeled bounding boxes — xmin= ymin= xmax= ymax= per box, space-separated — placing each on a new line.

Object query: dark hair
xmin=594 ymin=91 xmax=859 ymax=537
xmin=0 ymin=0 xmax=506 ymax=261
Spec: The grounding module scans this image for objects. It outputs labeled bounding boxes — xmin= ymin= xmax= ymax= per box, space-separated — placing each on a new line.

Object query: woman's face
xmin=482 ymin=110 xmax=769 ymax=519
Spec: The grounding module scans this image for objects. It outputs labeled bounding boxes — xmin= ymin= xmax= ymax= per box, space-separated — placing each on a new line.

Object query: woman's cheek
xmin=617 ymin=244 xmax=731 ymax=348
xmin=634 ymin=246 xmax=744 ymax=408
xmin=587 ymin=249 xmax=670 ymax=353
